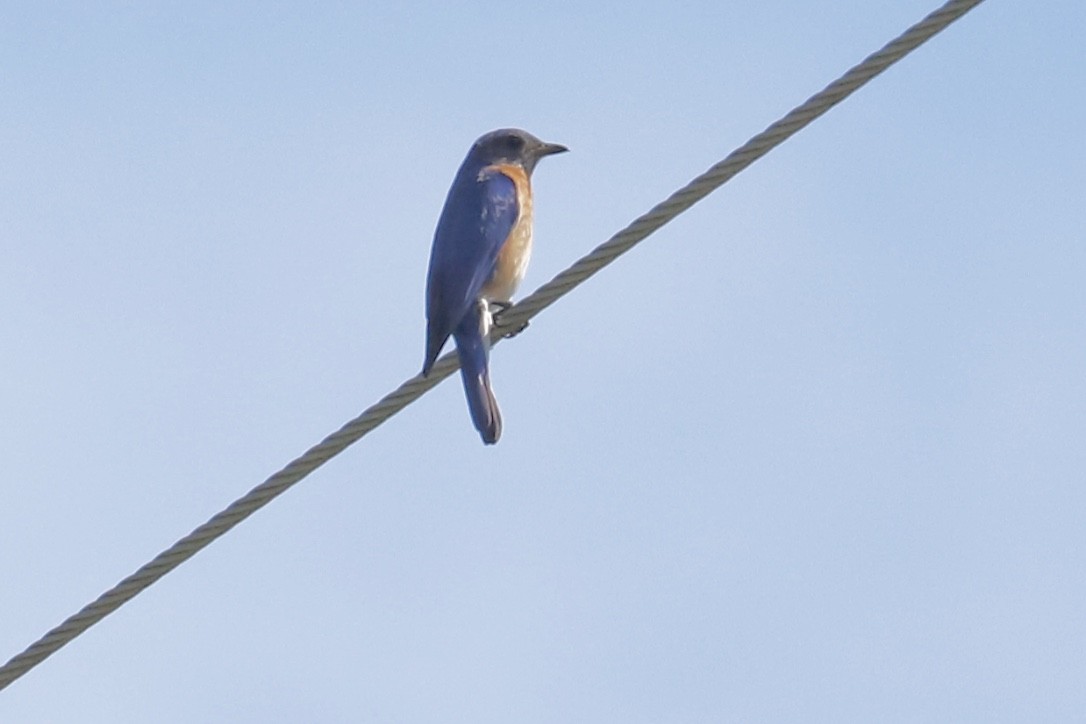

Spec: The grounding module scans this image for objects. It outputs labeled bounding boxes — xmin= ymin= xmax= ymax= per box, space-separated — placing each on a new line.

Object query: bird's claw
xmin=491 ymin=302 xmax=530 ymax=338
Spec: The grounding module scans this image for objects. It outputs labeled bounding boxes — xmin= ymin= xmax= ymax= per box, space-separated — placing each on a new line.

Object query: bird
xmin=422 ymin=128 xmax=567 ymax=444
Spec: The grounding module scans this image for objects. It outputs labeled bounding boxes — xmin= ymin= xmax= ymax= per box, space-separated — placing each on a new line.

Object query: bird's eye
xmin=505 ymin=135 xmax=525 ymax=151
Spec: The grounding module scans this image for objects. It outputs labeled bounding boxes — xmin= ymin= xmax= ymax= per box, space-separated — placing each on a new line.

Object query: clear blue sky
xmin=2 ymin=1 xmax=1084 ymax=721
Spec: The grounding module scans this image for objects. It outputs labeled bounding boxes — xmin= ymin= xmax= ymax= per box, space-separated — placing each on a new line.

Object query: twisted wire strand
xmin=493 ymin=0 xmax=984 ymax=334
xmin=0 ymin=0 xmax=984 ymax=692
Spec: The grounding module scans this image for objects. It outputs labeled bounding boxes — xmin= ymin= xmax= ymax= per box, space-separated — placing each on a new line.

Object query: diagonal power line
xmin=0 ymin=0 xmax=985 ymax=692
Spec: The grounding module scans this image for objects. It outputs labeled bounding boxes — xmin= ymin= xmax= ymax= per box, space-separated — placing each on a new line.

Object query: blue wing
xmin=423 ymin=167 xmax=519 ymax=374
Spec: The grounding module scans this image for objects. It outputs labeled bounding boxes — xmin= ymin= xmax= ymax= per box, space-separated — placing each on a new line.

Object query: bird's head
xmin=470 ymin=128 xmax=568 ymax=174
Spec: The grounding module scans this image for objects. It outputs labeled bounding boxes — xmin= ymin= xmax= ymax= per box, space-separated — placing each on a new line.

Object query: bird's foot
xmin=490 ymin=301 xmax=530 ymax=338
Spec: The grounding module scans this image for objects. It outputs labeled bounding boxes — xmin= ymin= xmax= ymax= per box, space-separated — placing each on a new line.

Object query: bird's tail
xmin=453 ymin=303 xmax=502 ymax=445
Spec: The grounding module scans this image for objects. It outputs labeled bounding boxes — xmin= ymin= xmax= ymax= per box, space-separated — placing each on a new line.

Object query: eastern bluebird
xmin=422 ymin=128 xmax=567 ymax=444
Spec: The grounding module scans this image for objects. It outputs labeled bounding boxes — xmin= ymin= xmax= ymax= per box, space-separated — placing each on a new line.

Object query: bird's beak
xmin=538 ymin=141 xmax=569 ymax=157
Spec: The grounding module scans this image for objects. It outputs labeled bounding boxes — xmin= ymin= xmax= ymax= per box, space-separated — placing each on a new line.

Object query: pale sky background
xmin=2 ymin=1 xmax=1084 ymax=722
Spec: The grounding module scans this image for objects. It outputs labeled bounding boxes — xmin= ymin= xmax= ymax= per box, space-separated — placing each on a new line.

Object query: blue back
xmin=424 ymin=158 xmax=519 ymax=372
